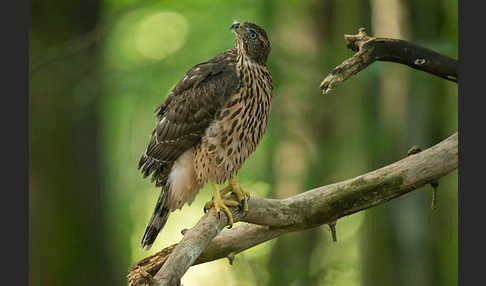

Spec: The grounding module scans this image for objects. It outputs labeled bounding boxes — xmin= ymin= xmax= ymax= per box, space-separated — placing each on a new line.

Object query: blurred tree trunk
xmin=264 ymin=0 xmax=371 ymax=284
xmin=407 ymin=1 xmax=458 ymax=286
xmin=360 ymin=0 xmax=457 ymax=286
xmin=265 ymin=0 xmax=325 ymax=284
xmin=29 ymin=0 xmax=119 ymax=285
xmin=360 ymin=0 xmax=413 ymax=285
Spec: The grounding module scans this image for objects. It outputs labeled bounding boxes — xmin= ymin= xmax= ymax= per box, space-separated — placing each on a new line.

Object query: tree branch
xmin=320 ymin=27 xmax=458 ymax=94
xmin=128 ymin=132 xmax=458 ymax=286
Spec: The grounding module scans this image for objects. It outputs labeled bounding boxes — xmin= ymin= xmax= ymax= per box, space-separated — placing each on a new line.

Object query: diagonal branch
xmin=320 ymin=27 xmax=458 ymax=94
xmin=127 ymin=132 xmax=458 ymax=286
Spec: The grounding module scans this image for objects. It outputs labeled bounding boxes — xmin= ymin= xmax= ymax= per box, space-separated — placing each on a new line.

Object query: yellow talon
xmin=229 ymin=178 xmax=250 ymax=212
xmin=204 ymin=179 xmax=250 ymax=228
xmin=205 ymin=183 xmax=238 ymax=228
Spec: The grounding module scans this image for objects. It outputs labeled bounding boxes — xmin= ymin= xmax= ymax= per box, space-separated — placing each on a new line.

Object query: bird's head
xmin=230 ymin=21 xmax=271 ymax=65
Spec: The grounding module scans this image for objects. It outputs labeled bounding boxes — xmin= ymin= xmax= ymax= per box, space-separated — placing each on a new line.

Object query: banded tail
xmin=140 ymin=182 xmax=171 ymax=250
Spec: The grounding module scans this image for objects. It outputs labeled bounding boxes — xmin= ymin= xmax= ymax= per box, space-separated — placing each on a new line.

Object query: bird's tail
xmin=140 ymin=183 xmax=172 ymax=251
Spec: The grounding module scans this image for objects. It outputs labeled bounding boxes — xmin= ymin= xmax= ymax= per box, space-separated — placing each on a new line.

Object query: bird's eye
xmin=249 ymin=31 xmax=257 ymax=40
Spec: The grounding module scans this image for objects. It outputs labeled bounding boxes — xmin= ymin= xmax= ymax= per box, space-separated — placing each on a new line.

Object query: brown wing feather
xmin=138 ymin=49 xmax=239 ymax=187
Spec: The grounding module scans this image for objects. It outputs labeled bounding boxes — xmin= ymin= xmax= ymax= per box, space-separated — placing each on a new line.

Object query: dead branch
xmin=320 ymin=27 xmax=457 ymax=94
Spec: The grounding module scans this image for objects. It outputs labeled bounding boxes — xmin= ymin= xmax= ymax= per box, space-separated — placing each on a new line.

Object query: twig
xmin=328 ymin=221 xmax=337 ymax=242
xmin=128 ymin=132 xmax=458 ymax=286
xmin=320 ymin=27 xmax=457 ymax=94
xmin=226 ymin=252 xmax=236 ymax=265
xmin=406 ymin=146 xmax=440 ymax=210
xmin=430 ymin=180 xmax=439 ymax=210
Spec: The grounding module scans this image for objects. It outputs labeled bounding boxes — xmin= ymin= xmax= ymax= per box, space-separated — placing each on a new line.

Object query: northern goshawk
xmin=138 ymin=21 xmax=272 ymax=250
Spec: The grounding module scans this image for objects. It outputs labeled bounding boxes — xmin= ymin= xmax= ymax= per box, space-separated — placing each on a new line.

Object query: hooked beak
xmin=229 ymin=21 xmax=240 ymax=33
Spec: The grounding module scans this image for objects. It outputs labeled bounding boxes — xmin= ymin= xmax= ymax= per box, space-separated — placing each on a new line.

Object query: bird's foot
xmin=229 ymin=178 xmax=250 ymax=213
xmin=203 ymin=198 xmax=239 ymax=228
xmin=204 ymin=183 xmax=240 ymax=228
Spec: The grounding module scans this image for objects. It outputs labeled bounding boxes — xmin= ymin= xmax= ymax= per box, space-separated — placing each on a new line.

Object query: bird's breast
xmin=194 ymin=59 xmax=272 ymax=185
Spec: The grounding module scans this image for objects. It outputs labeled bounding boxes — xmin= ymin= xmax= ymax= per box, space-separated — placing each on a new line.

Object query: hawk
xmin=138 ymin=21 xmax=272 ymax=250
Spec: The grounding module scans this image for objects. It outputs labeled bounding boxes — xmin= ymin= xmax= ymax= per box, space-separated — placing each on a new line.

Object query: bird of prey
xmin=138 ymin=21 xmax=272 ymax=250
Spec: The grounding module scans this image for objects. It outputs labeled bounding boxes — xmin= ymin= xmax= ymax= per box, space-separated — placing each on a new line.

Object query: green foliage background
xmin=30 ymin=0 xmax=457 ymax=285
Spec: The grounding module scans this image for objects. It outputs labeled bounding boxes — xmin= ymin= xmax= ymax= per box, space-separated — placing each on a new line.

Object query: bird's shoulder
xmin=154 ymin=48 xmax=239 ymax=120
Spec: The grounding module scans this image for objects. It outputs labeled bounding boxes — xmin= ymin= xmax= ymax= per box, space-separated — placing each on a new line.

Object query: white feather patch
xmin=167 ymin=148 xmax=202 ymax=210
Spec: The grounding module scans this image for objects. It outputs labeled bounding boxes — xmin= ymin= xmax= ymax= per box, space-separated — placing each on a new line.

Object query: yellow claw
xmin=205 ymin=183 xmax=238 ymax=228
xmin=204 ymin=179 xmax=251 ymax=228
xmin=229 ymin=178 xmax=250 ymax=213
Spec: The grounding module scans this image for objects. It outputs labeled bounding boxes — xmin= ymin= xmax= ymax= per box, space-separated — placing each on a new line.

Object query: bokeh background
xmin=29 ymin=0 xmax=458 ymax=285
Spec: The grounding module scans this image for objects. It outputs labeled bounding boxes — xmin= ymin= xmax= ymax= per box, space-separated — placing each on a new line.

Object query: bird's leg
xmin=203 ymin=185 xmax=232 ymax=212
xmin=204 ymin=182 xmax=239 ymax=228
xmin=203 ymin=185 xmax=234 ymax=204
xmin=229 ymin=178 xmax=250 ymax=212
xmin=218 ymin=185 xmax=233 ymax=197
